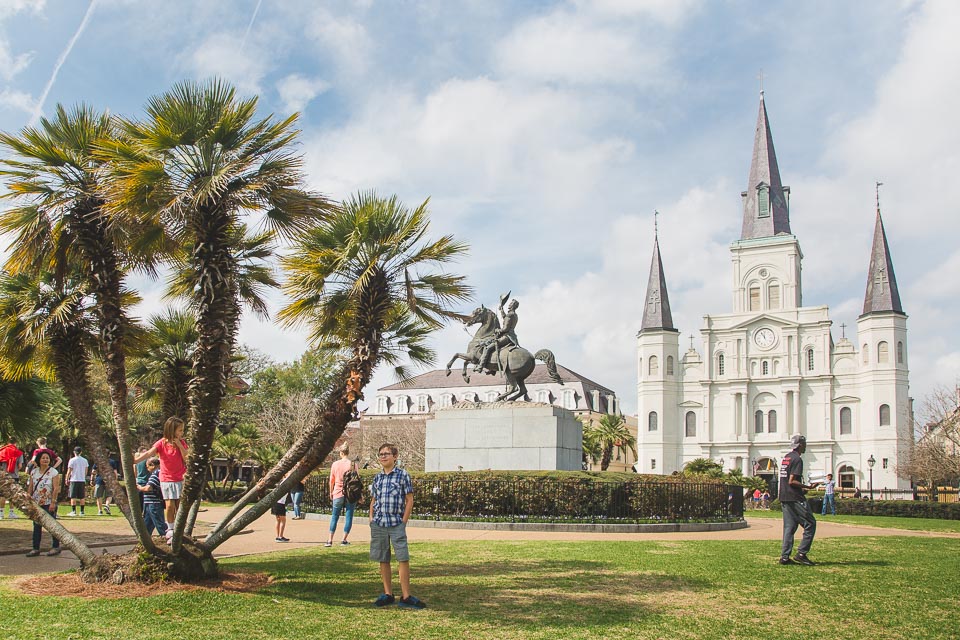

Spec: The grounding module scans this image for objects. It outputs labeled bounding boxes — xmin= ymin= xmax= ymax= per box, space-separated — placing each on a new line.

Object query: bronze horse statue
xmin=445 ymin=305 xmax=563 ymax=401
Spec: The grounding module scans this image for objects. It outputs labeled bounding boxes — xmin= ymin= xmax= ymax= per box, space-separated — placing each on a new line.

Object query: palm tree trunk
xmin=601 ymin=445 xmax=613 ymax=472
xmin=175 ymin=214 xmax=240 ymax=551
xmin=0 ymin=465 xmax=97 ymax=566
xmin=71 ymin=208 xmax=156 ymax=551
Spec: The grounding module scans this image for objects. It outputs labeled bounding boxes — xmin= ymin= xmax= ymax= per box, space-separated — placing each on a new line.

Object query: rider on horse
xmin=475 ymin=292 xmax=519 ymax=373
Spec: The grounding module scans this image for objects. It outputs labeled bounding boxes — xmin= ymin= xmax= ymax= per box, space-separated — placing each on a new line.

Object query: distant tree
xmin=899 ymin=385 xmax=960 ymax=487
xmin=583 ymin=414 xmax=636 ymax=471
xmin=683 ymin=458 xmax=724 ymax=478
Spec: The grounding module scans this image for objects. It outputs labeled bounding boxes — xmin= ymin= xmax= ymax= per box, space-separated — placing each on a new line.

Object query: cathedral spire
xmin=640 ymin=220 xmax=676 ymax=332
xmin=741 ymin=92 xmax=791 ymax=240
xmin=861 ymin=188 xmax=904 ymax=316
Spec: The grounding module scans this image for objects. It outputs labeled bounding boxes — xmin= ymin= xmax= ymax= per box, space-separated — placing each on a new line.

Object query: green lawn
xmin=1 ymin=536 xmax=958 ymax=639
xmin=746 ymin=508 xmax=960 ymax=532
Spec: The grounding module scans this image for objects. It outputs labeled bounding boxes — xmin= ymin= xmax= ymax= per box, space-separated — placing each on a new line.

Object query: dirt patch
xmin=13 ymin=570 xmax=272 ymax=599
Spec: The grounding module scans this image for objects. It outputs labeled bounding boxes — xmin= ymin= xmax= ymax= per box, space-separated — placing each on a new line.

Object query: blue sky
xmin=1 ymin=0 xmax=957 ymax=415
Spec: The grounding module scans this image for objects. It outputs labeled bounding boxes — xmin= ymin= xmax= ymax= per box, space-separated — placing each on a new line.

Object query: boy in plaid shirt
xmin=369 ymin=443 xmax=425 ymax=609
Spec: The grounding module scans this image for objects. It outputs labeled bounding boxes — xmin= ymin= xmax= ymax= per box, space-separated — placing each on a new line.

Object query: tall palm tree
xmin=101 ymin=79 xmax=333 ymax=551
xmin=128 ymin=308 xmax=198 ymax=421
xmin=0 ymin=104 xmax=161 ymax=542
xmin=205 ymin=191 xmax=470 ymax=548
xmin=585 ymin=414 xmax=637 ymax=471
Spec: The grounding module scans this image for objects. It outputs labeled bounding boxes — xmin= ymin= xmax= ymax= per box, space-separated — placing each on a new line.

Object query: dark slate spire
xmin=741 ymin=92 xmax=792 ymax=240
xmin=861 ymin=195 xmax=904 ymax=316
xmin=640 ymin=226 xmax=676 ymax=332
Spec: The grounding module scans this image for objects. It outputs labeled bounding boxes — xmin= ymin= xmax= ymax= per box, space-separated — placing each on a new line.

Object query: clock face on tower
xmin=754 ymin=327 xmax=776 ymax=349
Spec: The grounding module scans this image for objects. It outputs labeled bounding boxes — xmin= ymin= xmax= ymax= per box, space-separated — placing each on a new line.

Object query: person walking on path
xmin=91 ymin=463 xmax=112 ymax=515
xmin=779 ymin=435 xmax=819 ymax=566
xmin=25 ymin=451 xmax=60 ymax=556
xmin=65 ymin=447 xmax=88 ymax=516
xmin=821 ymin=473 xmax=837 ymax=516
xmin=134 ymin=417 xmax=188 ymax=543
xmin=27 ymin=437 xmax=61 ymax=473
xmin=0 ymin=437 xmax=23 ymax=518
xmin=290 ymin=476 xmax=306 ymax=520
xmin=137 ymin=457 xmax=167 ymax=537
xmin=369 ymin=443 xmax=425 ymax=609
xmin=272 ymin=491 xmax=290 ymax=542
xmin=326 ymin=445 xmax=356 ymax=546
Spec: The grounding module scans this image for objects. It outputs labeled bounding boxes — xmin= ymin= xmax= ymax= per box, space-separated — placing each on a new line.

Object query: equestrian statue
xmin=445 ymin=292 xmax=563 ymax=402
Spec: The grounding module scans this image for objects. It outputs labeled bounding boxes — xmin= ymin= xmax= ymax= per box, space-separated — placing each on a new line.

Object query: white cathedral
xmin=636 ymin=94 xmax=912 ymax=494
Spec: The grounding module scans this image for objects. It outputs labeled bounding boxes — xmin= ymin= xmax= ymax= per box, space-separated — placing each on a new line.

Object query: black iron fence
xmin=304 ymin=473 xmax=744 ymax=524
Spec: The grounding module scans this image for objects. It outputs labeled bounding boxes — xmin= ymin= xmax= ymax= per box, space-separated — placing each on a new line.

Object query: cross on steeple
xmin=876 ymin=181 xmax=884 ymax=212
xmin=840 ymin=323 xmax=847 ymax=339
xmin=875 ymin=266 xmax=887 ymax=294
xmin=647 ymin=289 xmax=661 ymax=313
xmin=689 ymin=334 xmax=695 ymax=350
xmin=758 ymin=69 xmax=764 ymax=95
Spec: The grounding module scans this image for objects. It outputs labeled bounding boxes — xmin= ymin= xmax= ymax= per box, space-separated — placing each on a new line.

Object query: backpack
xmin=343 ymin=466 xmax=363 ymax=504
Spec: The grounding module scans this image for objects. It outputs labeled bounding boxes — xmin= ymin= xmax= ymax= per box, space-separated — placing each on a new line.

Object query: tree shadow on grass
xmin=229 ymin=550 xmax=711 ymax=630
xmin=809 ymin=560 xmax=891 ymax=567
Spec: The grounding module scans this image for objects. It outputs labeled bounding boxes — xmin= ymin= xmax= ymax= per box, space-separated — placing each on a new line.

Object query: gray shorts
xmin=369 ymin=522 xmax=409 ymax=563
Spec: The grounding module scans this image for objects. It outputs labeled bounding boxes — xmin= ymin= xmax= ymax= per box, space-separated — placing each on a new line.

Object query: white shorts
xmin=160 ymin=481 xmax=183 ymax=500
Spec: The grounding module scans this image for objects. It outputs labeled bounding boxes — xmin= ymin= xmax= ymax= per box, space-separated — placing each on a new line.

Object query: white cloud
xmin=276 ymin=73 xmax=329 ymax=113
xmin=186 ymin=32 xmax=268 ymax=95
xmin=306 ymin=8 xmax=372 ymax=77
xmin=494 ymin=9 xmax=668 ymax=86
xmin=0 ymin=0 xmax=45 ymax=20
xmin=573 ymin=0 xmax=703 ymax=25
xmin=0 ymin=87 xmax=34 ymax=113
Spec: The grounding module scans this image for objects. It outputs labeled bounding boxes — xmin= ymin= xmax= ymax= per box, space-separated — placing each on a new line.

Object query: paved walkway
xmin=1 ymin=507 xmax=955 ymax=577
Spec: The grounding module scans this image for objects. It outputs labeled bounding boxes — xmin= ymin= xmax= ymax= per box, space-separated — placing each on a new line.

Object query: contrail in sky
xmin=29 ymin=0 xmax=98 ymax=126
xmin=242 ymin=0 xmax=264 ymax=49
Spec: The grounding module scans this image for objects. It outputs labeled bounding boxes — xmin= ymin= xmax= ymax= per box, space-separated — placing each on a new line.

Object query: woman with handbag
xmin=26 ymin=451 xmax=61 ymax=556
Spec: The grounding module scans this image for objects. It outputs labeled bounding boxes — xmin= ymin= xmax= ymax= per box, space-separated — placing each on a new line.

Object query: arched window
xmin=838 ymin=464 xmax=856 ymax=489
xmin=749 ymin=286 xmax=761 ymax=311
xmin=417 ymin=394 xmax=430 ymax=412
xmin=377 ymin=397 xmax=390 ymax=414
xmin=806 ymin=348 xmax=815 ymax=372
xmin=685 ymin=411 xmax=696 ymax=437
xmin=755 ymin=410 xmax=763 ymax=433
xmin=897 ymin=341 xmax=904 ymax=364
xmin=563 ymin=389 xmax=576 ymax=410
xmin=878 ymin=341 xmax=889 ymax=363
xmin=440 ymin=394 xmax=453 ymax=408
xmin=768 ymin=410 xmax=777 ymax=433
xmin=649 ymin=355 xmax=659 ymax=376
xmin=717 ymin=354 xmax=725 ymax=376
xmin=757 ymin=185 xmax=770 ymax=218
xmin=879 ymin=404 xmax=891 ymax=426
xmin=862 ymin=344 xmax=869 ymax=365
xmin=840 ymin=407 xmax=852 ymax=434
xmin=648 ymin=411 xmax=658 ymax=432
xmin=768 ymin=281 xmax=780 ymax=309
xmin=762 ymin=360 xmax=769 ymax=375
xmin=666 ymin=356 xmax=674 ymax=376
xmin=537 ymin=390 xmax=550 ymax=404
xmin=486 ymin=391 xmax=498 ymax=402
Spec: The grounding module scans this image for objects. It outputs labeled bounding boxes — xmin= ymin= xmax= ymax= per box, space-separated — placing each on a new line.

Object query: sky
xmin=0 ymin=0 xmax=958 ymax=415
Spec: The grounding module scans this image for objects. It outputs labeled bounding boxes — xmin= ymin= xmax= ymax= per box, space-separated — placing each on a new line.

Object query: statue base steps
xmin=425 ymin=402 xmax=583 ymax=472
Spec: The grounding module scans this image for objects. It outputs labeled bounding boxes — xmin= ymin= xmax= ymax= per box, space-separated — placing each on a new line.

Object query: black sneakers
xmin=374 ymin=593 xmax=396 ymax=607
xmin=793 ymin=554 xmax=816 ymax=566
xmin=779 ymin=557 xmax=795 ymax=565
xmin=398 ymin=595 xmax=426 ymax=609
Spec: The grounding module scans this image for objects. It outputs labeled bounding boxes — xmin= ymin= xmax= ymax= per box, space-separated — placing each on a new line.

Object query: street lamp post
xmin=867 ymin=455 xmax=876 ymax=501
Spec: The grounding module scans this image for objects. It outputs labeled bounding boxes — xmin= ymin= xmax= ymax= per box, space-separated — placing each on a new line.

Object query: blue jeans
xmin=32 ymin=504 xmax=60 ymax=551
xmin=781 ymin=500 xmax=817 ymax=559
xmin=143 ymin=502 xmax=167 ymax=536
xmin=821 ymin=494 xmax=836 ymax=515
xmin=330 ymin=497 xmax=355 ymax=535
xmin=290 ymin=490 xmax=304 ymax=518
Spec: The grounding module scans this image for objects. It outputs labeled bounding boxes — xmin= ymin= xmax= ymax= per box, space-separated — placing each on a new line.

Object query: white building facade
xmin=637 ymin=94 xmax=912 ymax=494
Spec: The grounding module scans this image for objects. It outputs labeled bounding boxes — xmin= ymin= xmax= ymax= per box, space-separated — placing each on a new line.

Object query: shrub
xmin=302 ymin=470 xmax=740 ymax=523
xmin=766 ymin=497 xmax=960 ymax=520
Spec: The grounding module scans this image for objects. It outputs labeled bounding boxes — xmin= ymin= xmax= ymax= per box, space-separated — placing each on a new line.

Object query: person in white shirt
xmin=26 ymin=452 xmax=61 ymax=556
xmin=65 ymin=447 xmax=89 ymax=516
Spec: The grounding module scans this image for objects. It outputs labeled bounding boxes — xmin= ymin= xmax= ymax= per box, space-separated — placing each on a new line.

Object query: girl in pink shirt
xmin=135 ymin=417 xmax=188 ymax=542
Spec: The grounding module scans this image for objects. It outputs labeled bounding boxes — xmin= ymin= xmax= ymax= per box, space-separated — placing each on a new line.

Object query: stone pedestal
xmin=425 ymin=402 xmax=582 ymax=471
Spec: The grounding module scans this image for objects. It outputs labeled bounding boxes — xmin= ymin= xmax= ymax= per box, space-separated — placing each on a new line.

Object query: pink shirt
xmin=329 ymin=458 xmax=353 ymax=499
xmin=154 ymin=438 xmax=188 ymax=482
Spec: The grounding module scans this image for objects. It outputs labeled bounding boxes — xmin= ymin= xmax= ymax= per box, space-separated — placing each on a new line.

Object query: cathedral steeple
xmin=861 ymin=191 xmax=904 ymax=316
xmin=741 ymin=92 xmax=791 ymax=240
xmin=640 ymin=224 xmax=676 ymax=332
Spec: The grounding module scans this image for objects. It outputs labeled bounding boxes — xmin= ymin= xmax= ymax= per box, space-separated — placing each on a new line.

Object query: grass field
xmin=746 ymin=509 xmax=960 ymax=532
xmin=1 ymin=535 xmax=958 ymax=640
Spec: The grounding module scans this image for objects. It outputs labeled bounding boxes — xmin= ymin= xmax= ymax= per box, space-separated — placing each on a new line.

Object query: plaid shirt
xmin=371 ymin=467 xmax=413 ymax=527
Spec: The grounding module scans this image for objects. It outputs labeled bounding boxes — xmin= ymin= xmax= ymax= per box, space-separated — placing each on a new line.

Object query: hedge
xmin=303 ymin=470 xmax=742 ymax=524
xmin=769 ymin=497 xmax=960 ymax=520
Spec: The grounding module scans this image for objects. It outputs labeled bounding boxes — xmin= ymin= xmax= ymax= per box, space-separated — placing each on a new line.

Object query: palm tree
xmin=584 ymin=414 xmax=637 ymax=471
xmin=205 ymin=191 xmax=470 ymax=548
xmin=683 ymin=458 xmax=724 ymax=478
xmin=0 ymin=104 xmax=161 ymax=542
xmin=128 ymin=308 xmax=198 ymax=421
xmin=0 ymin=377 xmax=57 ymax=442
xmin=581 ymin=420 xmax=603 ymax=468
xmin=101 ymin=79 xmax=333 ymax=553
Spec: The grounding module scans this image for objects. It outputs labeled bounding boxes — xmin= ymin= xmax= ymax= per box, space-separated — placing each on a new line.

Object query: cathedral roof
xmin=379 ymin=363 xmax=615 ymax=396
xmin=861 ymin=208 xmax=904 ymax=316
xmin=640 ymin=234 xmax=676 ymax=332
xmin=741 ymin=93 xmax=792 ymax=240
